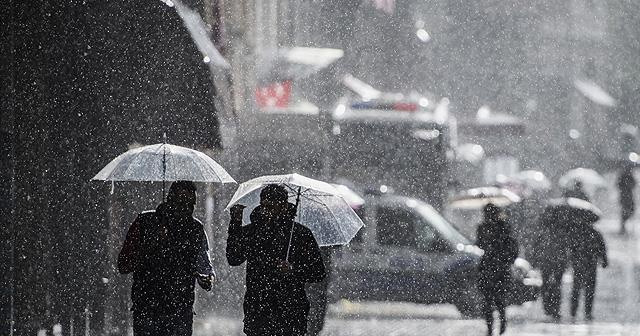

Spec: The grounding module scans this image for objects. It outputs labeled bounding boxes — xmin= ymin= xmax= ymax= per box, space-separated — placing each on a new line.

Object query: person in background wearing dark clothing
xmin=569 ymin=225 xmax=608 ymax=321
xmin=305 ymin=246 xmax=335 ymax=336
xmin=563 ymin=181 xmax=590 ymax=201
xmin=476 ymin=204 xmax=519 ymax=336
xmin=118 ymin=181 xmax=215 ymax=336
xmin=227 ymin=184 xmax=326 ymax=336
xmin=532 ymin=208 xmax=569 ymax=320
xmin=617 ymin=165 xmax=636 ymax=235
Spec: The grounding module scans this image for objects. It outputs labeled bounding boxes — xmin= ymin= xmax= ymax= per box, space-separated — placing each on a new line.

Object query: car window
xmin=415 ymin=216 xmax=439 ymax=252
xmin=416 ymin=203 xmax=470 ymax=246
xmin=376 ymin=206 xmax=419 ymax=248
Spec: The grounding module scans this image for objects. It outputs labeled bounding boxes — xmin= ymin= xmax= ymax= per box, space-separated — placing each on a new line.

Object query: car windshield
xmin=412 ymin=200 xmax=471 ymax=246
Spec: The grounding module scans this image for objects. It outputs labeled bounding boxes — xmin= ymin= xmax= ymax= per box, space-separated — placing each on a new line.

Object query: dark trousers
xmin=541 ymin=266 xmax=564 ymax=317
xmin=570 ymin=267 xmax=597 ymax=318
xmin=244 ymin=304 xmax=308 ymax=336
xmin=481 ymin=291 xmax=506 ymax=324
xmin=133 ymin=308 xmax=193 ymax=336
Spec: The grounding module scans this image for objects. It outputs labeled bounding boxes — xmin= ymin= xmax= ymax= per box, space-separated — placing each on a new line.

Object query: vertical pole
xmin=285 ymin=187 xmax=302 ymax=261
xmin=162 ymin=133 xmax=167 ymax=202
xmin=84 ymin=306 xmax=90 ymax=336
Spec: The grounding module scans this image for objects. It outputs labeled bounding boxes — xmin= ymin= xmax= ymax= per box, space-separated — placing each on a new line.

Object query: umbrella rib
xmin=318 ymin=200 xmax=350 ymax=243
xmin=186 ymin=150 xmax=207 ymax=182
xmin=120 ymin=147 xmax=157 ymax=180
xmin=296 ymin=195 xmax=350 ymax=243
xmin=282 ymin=184 xmax=335 ymax=198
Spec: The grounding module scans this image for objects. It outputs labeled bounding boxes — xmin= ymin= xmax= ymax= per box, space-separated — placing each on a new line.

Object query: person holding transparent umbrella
xmin=94 ymin=141 xmax=236 ymax=336
xmin=118 ymin=181 xmax=216 ymax=336
xmin=227 ymin=184 xmax=326 ymax=336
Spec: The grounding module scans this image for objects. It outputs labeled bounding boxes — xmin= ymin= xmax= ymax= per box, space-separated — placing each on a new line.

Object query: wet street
xmin=196 ymin=217 xmax=640 ymax=336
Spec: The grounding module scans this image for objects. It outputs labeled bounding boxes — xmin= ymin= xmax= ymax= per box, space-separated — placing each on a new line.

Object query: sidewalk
xmin=194 ymin=218 xmax=640 ymax=335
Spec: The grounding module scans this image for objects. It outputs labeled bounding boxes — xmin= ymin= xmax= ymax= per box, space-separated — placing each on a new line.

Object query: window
xmin=376 ymin=207 xmax=418 ymax=248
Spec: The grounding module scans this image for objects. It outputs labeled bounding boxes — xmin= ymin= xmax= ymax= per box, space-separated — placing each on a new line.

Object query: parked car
xmin=327 ymin=191 xmax=541 ymax=317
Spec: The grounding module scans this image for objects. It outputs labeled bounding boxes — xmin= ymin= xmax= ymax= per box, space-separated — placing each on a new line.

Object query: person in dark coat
xmin=227 ymin=184 xmax=326 ymax=336
xmin=531 ymin=207 xmax=570 ymax=320
xmin=118 ymin=181 xmax=215 ymax=336
xmin=305 ymin=246 xmax=335 ymax=336
xmin=476 ymin=203 xmax=519 ymax=336
xmin=617 ymin=165 xmax=636 ymax=234
xmin=568 ymin=225 xmax=608 ymax=321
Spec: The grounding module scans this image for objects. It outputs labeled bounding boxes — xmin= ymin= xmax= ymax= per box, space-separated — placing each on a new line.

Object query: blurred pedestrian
xmin=532 ymin=208 xmax=569 ymax=320
xmin=563 ymin=181 xmax=590 ymax=201
xmin=617 ymin=164 xmax=636 ymax=235
xmin=569 ymin=225 xmax=608 ymax=321
xmin=476 ymin=203 xmax=519 ymax=336
xmin=305 ymin=246 xmax=335 ymax=336
xmin=118 ymin=181 xmax=215 ymax=336
xmin=227 ymin=184 xmax=326 ymax=336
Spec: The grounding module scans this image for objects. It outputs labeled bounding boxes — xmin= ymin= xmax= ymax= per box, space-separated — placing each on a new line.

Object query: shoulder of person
xmin=136 ymin=210 xmax=159 ymax=223
xmin=293 ymin=222 xmax=314 ymax=237
xmin=240 ymin=222 xmax=258 ymax=235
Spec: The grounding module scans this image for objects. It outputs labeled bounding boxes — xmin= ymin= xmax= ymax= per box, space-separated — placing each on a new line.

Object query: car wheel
xmin=454 ymin=280 xmax=483 ymax=318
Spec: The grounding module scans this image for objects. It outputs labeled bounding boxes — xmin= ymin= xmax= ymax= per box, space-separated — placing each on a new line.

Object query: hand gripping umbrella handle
xmin=285 ymin=187 xmax=302 ymax=262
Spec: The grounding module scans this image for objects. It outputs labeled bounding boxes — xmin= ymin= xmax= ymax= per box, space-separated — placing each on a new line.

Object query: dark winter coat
xmin=531 ymin=209 xmax=570 ymax=271
xmin=618 ymin=170 xmax=636 ymax=211
xmin=569 ymin=226 xmax=607 ymax=274
xmin=118 ymin=203 xmax=214 ymax=312
xmin=226 ymin=205 xmax=326 ymax=334
xmin=475 ymin=219 xmax=519 ymax=296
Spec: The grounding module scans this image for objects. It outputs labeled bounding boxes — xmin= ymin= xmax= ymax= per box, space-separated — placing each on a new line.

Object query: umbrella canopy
xmin=448 ymin=187 xmax=521 ymax=210
xmin=225 ymin=173 xmax=364 ymax=246
xmin=514 ymin=170 xmax=552 ymax=191
xmin=92 ymin=143 xmax=236 ymax=183
xmin=330 ymin=183 xmax=365 ymax=210
xmin=541 ymin=197 xmax=602 ymax=229
xmin=558 ymin=168 xmax=606 ymax=191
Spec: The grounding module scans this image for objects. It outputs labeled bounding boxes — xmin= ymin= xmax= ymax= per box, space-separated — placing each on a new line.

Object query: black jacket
xmin=226 ymin=206 xmax=326 ymax=314
xmin=118 ymin=203 xmax=214 ymax=311
xmin=476 ymin=219 xmax=519 ymax=292
xmin=569 ymin=226 xmax=607 ymax=271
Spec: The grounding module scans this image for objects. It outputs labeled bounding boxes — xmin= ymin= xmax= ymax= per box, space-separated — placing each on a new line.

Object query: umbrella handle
xmin=285 ymin=187 xmax=302 ymax=262
xmin=285 ymin=221 xmax=295 ymax=262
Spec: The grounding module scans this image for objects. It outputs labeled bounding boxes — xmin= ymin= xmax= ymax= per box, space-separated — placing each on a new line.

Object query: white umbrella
xmin=225 ymin=173 xmax=364 ymax=247
xmin=92 ymin=143 xmax=235 ymax=199
xmin=558 ymin=168 xmax=606 ymax=191
xmin=330 ymin=183 xmax=365 ymax=210
xmin=514 ymin=170 xmax=552 ymax=191
xmin=448 ymin=187 xmax=521 ymax=210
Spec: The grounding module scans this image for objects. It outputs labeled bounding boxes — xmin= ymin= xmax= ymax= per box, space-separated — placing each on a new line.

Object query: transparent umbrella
xmin=225 ymin=173 xmax=364 ymax=247
xmin=92 ymin=142 xmax=236 ymax=197
xmin=514 ymin=170 xmax=552 ymax=191
xmin=448 ymin=187 xmax=521 ymax=210
xmin=558 ymin=168 xmax=606 ymax=192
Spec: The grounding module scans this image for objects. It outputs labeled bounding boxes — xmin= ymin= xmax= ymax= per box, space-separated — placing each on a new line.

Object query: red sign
xmin=255 ymin=80 xmax=292 ymax=109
